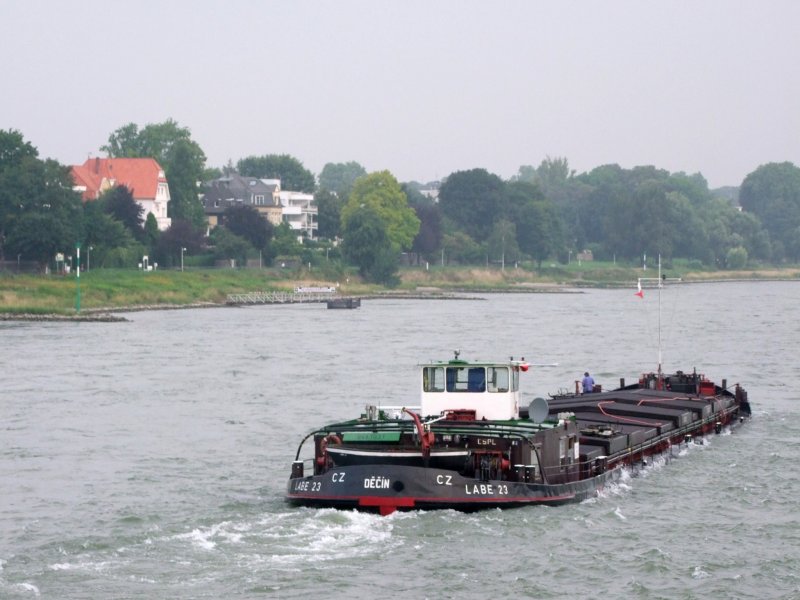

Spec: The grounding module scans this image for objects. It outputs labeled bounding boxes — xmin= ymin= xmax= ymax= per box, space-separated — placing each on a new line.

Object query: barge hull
xmin=286 ymin=356 xmax=751 ymax=515
xmin=287 ymin=464 xmax=618 ymax=515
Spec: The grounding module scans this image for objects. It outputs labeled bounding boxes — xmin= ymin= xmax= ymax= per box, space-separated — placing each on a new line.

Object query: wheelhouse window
xmin=487 ymin=367 xmax=510 ymax=392
xmin=425 ymin=365 xmax=516 ymax=393
xmin=423 ymin=367 xmax=445 ymax=392
xmin=445 ymin=366 xmax=485 ymax=392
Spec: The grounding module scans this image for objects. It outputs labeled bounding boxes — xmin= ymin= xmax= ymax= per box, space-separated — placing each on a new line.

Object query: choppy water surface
xmin=2 ymin=282 xmax=799 ymax=599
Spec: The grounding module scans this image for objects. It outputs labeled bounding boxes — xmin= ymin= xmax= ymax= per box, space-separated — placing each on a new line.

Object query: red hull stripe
xmin=289 ymin=493 xmax=577 ymax=505
xmin=359 ymin=496 xmax=416 ymax=508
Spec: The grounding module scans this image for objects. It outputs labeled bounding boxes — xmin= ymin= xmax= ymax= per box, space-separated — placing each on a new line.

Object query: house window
xmin=255 ymin=195 xmax=264 ymax=205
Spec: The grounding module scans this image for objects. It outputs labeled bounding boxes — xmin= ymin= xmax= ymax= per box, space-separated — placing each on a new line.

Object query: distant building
xmin=201 ymin=173 xmax=282 ymax=233
xmin=201 ymin=173 xmax=317 ymax=241
xmin=71 ymin=157 xmax=171 ymax=230
xmin=278 ymin=189 xmax=317 ymax=241
xmin=418 ymin=181 xmax=440 ymax=201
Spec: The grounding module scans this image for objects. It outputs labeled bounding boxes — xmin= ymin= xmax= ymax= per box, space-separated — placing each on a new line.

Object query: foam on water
xmin=262 ymin=508 xmax=400 ymax=568
xmin=692 ymin=565 xmax=711 ymax=579
xmin=12 ymin=583 xmax=40 ymax=596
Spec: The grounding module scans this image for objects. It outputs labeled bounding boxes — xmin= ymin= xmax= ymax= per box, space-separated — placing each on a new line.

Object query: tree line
xmin=2 ymin=120 xmax=800 ymax=285
xmin=319 ymin=158 xmax=800 ymax=280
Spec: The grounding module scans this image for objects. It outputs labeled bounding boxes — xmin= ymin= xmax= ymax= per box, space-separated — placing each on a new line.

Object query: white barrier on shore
xmin=226 ymin=292 xmax=339 ymax=305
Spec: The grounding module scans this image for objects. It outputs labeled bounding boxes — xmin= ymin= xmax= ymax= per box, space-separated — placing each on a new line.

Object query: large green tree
xmin=270 ymin=222 xmax=303 ymax=259
xmin=102 ymin=119 xmax=200 ymax=163
xmin=441 ymin=231 xmax=483 ymax=265
xmin=486 ymin=218 xmax=520 ymax=267
xmin=167 ymin=138 xmax=206 ymax=227
xmin=223 ymin=204 xmax=273 ymax=250
xmin=315 ymin=188 xmax=344 ymax=240
xmin=504 ymin=180 xmax=561 ymax=267
xmin=0 ymin=129 xmax=43 ymax=261
xmin=665 ymin=191 xmax=710 ymax=261
xmin=0 ymin=131 xmax=84 ymax=267
xmin=739 ymin=162 xmax=800 ymax=261
xmin=143 ymin=213 xmax=160 ymax=249
xmin=237 ymin=154 xmax=315 ymax=192
xmin=318 ymin=161 xmax=367 ymax=197
xmin=692 ymin=197 xmax=771 ymax=266
xmin=101 ymin=119 xmax=207 ymax=229
xmin=438 ymin=168 xmax=505 ymax=243
xmin=7 ymin=212 xmax=76 ymax=269
xmin=514 ymin=156 xmax=575 ymax=191
xmin=571 ymin=164 xmax=719 ymax=262
xmin=505 ymin=180 xmax=545 ymax=209
xmin=625 ymin=180 xmax=675 ymax=260
xmin=341 ymin=171 xmax=419 ymax=251
xmin=410 ymin=202 xmax=443 ymax=263
xmin=101 ymin=185 xmax=144 ymax=241
xmin=515 ymin=199 xmax=561 ymax=268
xmin=341 ymin=204 xmax=399 ymax=285
xmin=154 ymin=219 xmax=206 ymax=268
xmin=82 ymin=200 xmax=137 ymax=267
xmin=514 ymin=158 xmax=594 ymax=257
xmin=729 ymin=208 xmax=771 ymax=260
xmin=209 ymin=226 xmax=253 ymax=267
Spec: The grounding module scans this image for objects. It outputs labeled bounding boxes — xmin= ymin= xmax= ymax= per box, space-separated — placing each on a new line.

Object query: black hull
xmin=287 ymin=464 xmax=618 ymax=515
xmin=327 ymin=297 xmax=361 ymax=309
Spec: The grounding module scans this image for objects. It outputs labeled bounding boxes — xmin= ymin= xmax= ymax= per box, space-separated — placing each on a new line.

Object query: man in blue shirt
xmin=582 ymin=372 xmax=595 ymax=393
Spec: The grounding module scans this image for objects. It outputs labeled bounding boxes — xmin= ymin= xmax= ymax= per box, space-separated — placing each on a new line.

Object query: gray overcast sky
xmin=1 ymin=1 xmax=798 ymax=188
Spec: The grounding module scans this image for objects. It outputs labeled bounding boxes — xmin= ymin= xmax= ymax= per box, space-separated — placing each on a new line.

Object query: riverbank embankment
xmin=1 ymin=265 xmax=798 ymax=321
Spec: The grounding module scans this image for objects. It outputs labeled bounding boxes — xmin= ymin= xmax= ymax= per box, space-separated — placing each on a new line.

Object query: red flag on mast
xmin=635 ymin=279 xmax=644 ymax=298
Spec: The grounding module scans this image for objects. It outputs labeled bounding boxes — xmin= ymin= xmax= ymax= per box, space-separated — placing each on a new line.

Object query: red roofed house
xmin=71 ymin=157 xmax=172 ymax=230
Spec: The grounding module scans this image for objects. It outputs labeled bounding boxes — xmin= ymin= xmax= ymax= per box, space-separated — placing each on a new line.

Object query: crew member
xmin=582 ymin=372 xmax=595 ymax=394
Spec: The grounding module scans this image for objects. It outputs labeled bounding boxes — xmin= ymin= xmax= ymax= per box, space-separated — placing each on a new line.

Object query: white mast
xmin=658 ymin=255 xmax=662 ymax=379
xmin=637 ymin=254 xmax=680 ymax=387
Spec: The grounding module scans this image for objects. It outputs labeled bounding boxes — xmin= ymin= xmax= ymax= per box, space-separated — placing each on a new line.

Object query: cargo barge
xmin=286 ymin=352 xmax=751 ymax=515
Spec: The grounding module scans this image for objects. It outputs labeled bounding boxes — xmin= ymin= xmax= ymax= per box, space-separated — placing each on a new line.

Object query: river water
xmin=1 ymin=282 xmax=799 ymax=599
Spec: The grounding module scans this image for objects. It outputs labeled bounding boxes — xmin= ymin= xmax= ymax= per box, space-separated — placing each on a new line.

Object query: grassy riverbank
xmin=0 ymin=268 xmax=383 ymax=314
xmin=1 ymin=262 xmax=799 ymax=314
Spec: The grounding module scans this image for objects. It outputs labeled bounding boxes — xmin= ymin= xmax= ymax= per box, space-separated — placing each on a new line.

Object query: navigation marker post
xmin=75 ymin=242 xmax=81 ymax=313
